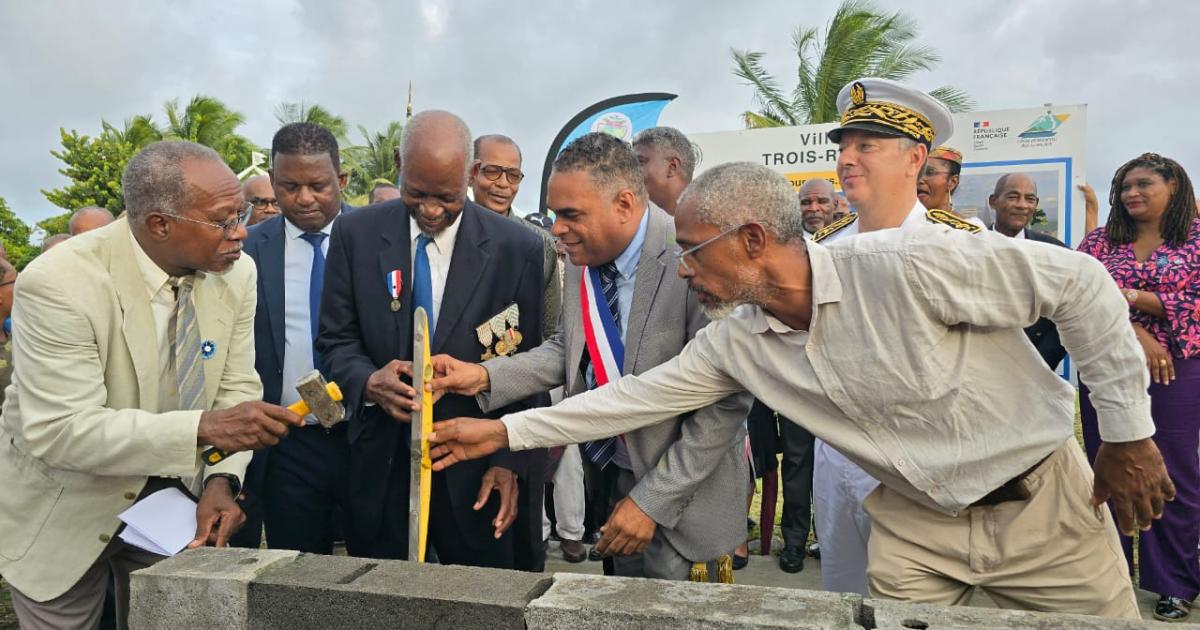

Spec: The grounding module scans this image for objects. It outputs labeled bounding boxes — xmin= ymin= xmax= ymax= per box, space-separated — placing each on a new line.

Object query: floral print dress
xmin=1077 ymin=218 xmax=1200 ymax=359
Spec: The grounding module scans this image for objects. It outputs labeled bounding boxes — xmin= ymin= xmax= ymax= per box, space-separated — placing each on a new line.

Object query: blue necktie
xmin=583 ymin=262 xmax=622 ymax=469
xmin=413 ymin=234 xmax=434 ymax=336
xmin=300 ymin=232 xmax=327 ymax=370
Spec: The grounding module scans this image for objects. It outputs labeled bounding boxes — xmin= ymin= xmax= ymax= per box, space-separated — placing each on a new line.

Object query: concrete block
xmin=525 ymin=572 xmax=862 ymax=629
xmin=129 ymin=547 xmax=300 ymax=630
xmin=247 ymin=554 xmax=552 ymax=630
xmin=867 ymin=599 xmax=1162 ymax=629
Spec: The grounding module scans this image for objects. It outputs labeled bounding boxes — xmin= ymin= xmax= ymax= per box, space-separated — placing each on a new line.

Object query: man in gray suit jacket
xmin=431 ymin=132 xmax=752 ymax=580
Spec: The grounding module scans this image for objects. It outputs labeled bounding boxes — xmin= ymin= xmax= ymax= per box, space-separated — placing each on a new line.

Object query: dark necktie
xmin=299 ymin=232 xmax=327 ymax=369
xmin=583 ymin=261 xmax=622 ymax=469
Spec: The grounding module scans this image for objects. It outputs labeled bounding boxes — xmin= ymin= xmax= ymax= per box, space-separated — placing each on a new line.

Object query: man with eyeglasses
xmin=234 ymin=122 xmax=352 ymax=554
xmin=0 ymin=140 xmax=303 ymax=629
xmin=470 ymin=134 xmax=561 ymax=340
xmin=424 ymin=80 xmax=1171 ymax=620
xmin=429 ymin=132 xmax=752 ymax=582
xmin=468 ymin=134 xmax=562 ymax=570
xmin=244 ymin=175 xmax=281 ymax=226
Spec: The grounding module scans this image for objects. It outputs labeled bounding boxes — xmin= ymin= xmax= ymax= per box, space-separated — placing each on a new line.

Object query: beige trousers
xmin=8 ymin=535 xmax=164 ymax=630
xmin=863 ymin=439 xmax=1140 ymax=619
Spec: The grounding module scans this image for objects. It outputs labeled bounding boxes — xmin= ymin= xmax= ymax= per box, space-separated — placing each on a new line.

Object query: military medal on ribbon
xmin=386 ymin=269 xmax=403 ymax=312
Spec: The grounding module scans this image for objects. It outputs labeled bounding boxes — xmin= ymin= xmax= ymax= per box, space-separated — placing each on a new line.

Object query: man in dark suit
xmin=317 ymin=110 xmax=545 ymax=568
xmin=989 ymin=173 xmax=1068 ymax=369
xmin=236 ymin=122 xmax=351 ymax=553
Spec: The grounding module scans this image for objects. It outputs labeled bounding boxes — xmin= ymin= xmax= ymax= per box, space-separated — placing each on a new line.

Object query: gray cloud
xmin=2 ymin=0 xmax=1197 ymax=225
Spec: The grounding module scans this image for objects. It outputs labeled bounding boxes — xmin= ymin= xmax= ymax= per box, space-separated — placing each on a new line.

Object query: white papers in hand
xmin=117 ymin=487 xmax=197 ymax=557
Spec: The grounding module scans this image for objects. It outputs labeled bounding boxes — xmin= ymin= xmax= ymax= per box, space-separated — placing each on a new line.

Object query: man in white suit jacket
xmin=0 ymin=141 xmax=302 ymax=630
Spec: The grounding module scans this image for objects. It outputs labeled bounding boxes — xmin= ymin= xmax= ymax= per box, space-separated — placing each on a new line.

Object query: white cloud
xmin=1 ymin=0 xmax=1197 ymax=224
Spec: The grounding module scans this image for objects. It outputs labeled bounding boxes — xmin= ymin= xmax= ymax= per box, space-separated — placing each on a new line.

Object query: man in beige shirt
xmin=427 ymin=158 xmax=1174 ymax=619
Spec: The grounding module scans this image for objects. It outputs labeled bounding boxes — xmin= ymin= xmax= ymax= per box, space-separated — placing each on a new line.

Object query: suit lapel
xmin=259 ymin=219 xmax=287 ymax=369
xmin=623 ymin=208 xmax=668 ymax=373
xmin=563 ymin=263 xmax=588 ymax=392
xmin=111 ymin=226 xmax=161 ymax=411
xmin=377 ymin=207 xmax=413 ymax=360
xmin=433 ymin=205 xmax=489 ymax=354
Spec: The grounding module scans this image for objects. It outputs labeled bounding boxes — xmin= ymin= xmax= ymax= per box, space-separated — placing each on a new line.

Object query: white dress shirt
xmin=281 ymin=216 xmax=337 ymax=421
xmin=409 ymin=214 xmax=463 ymax=329
xmin=499 ymin=225 xmax=1154 ymax=515
xmin=129 ymin=228 xmax=180 ymax=413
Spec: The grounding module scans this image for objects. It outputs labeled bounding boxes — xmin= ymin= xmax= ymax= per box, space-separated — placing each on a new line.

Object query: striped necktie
xmin=173 ymin=275 xmax=207 ymax=410
xmin=582 ymin=261 xmax=621 ymax=469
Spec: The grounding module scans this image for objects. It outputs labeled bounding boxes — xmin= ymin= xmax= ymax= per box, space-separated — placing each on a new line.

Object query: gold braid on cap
xmin=841 ymin=101 xmax=935 ymax=144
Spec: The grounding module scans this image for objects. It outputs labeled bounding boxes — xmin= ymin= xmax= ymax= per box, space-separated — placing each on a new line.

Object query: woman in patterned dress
xmin=1077 ymin=153 xmax=1200 ymax=622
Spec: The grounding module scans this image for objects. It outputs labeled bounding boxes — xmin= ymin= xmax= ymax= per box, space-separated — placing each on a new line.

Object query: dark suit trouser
xmin=262 ymin=423 xmax=350 ymax=554
xmin=345 ymin=443 xmax=515 ymax=569
xmin=778 ymin=409 xmax=815 ymax=549
xmin=512 ymin=449 xmax=547 ymax=572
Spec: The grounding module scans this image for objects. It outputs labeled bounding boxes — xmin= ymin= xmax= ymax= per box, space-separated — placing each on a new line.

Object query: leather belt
xmin=969 ymin=454 xmax=1051 ymax=507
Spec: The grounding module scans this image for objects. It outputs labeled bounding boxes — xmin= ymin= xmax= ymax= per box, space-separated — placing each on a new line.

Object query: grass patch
xmin=0 ymin=580 xmax=18 ymax=630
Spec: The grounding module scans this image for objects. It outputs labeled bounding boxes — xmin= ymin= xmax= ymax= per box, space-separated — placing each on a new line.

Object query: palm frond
xmin=731 ymin=48 xmax=798 ymax=127
xmin=928 ymin=86 xmax=975 ymax=113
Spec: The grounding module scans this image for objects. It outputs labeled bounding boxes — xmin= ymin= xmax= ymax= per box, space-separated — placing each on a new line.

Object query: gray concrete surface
xmin=128 ymin=547 xmax=299 ymax=630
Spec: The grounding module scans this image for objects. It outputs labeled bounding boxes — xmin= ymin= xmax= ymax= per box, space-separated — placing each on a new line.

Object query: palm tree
xmin=731 ymin=0 xmax=973 ymax=128
xmin=342 ymin=121 xmax=404 ymax=198
xmin=274 ymin=101 xmax=350 ymax=144
xmin=160 ymin=95 xmax=257 ymax=171
xmin=102 ymin=115 xmax=162 ymax=148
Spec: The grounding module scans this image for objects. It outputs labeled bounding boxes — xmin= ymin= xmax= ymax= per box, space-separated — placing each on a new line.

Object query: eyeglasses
xmin=479 ymin=164 xmax=525 ymax=185
xmin=920 ymin=167 xmax=951 ymax=179
xmin=160 ymin=205 xmax=251 ymax=239
xmin=674 ymin=224 xmax=745 ymax=274
xmin=248 ymin=197 xmax=280 ymax=210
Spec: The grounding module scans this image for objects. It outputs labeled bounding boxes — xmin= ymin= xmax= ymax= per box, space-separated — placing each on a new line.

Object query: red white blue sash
xmin=580 ymin=266 xmax=624 ymax=385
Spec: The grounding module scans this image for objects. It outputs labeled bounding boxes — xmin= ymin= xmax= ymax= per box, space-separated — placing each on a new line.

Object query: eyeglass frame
xmin=248 ymin=197 xmax=280 ymax=210
xmin=674 ymin=223 xmax=747 ymax=273
xmin=919 ymin=166 xmax=953 ymax=179
xmin=158 ymin=204 xmax=251 ymax=239
xmin=477 ymin=163 xmax=525 ymax=185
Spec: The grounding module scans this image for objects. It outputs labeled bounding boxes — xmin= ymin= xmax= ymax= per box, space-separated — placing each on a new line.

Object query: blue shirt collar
xmin=611 ymin=208 xmax=649 ymax=279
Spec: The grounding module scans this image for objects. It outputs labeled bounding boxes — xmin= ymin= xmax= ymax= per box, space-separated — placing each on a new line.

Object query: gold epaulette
xmin=925 ymin=209 xmax=982 ymax=233
xmin=813 ymin=213 xmax=858 ymax=243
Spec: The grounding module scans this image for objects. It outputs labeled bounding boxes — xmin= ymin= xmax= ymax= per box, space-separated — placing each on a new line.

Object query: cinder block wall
xmin=128 ymin=548 xmax=1161 ymax=630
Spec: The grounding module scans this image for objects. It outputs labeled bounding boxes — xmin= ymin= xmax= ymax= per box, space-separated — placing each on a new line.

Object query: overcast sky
xmin=1 ymin=0 xmax=1196 ymax=225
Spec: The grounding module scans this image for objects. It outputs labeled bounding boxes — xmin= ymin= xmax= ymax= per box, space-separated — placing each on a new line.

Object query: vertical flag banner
xmin=538 ymin=93 xmax=677 ymax=212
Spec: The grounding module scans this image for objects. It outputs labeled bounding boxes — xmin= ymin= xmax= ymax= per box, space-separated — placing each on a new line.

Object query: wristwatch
xmin=204 ymin=473 xmax=242 ymax=498
xmin=1124 ymin=289 xmax=1138 ymax=304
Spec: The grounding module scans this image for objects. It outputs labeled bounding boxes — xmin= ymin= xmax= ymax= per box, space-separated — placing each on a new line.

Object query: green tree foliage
xmin=343 ymin=121 xmax=403 ymax=198
xmin=162 ymin=95 xmax=256 ymax=172
xmin=274 ymin=102 xmax=351 ymax=144
xmin=41 ymin=95 xmax=259 ymax=223
xmin=0 ymin=197 xmax=39 ymax=270
xmin=40 ymin=129 xmax=135 ymax=216
xmin=731 ymin=0 xmax=973 ymax=128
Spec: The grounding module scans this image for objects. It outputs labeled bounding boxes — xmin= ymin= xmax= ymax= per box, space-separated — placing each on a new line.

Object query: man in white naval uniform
xmin=808 ymin=78 xmax=981 ymax=595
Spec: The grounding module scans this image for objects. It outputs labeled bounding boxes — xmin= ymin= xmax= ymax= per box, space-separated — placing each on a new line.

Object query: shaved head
xmin=400 ymin=110 xmax=474 ymax=235
xmin=400 ymin=110 xmax=473 ymax=181
xmin=69 ymin=206 xmax=115 ymax=235
xmin=798 ymin=178 xmax=835 ymax=197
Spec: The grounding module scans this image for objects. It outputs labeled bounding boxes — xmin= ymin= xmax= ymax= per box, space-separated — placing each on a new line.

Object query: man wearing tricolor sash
xmin=432 ymin=132 xmax=752 ymax=581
